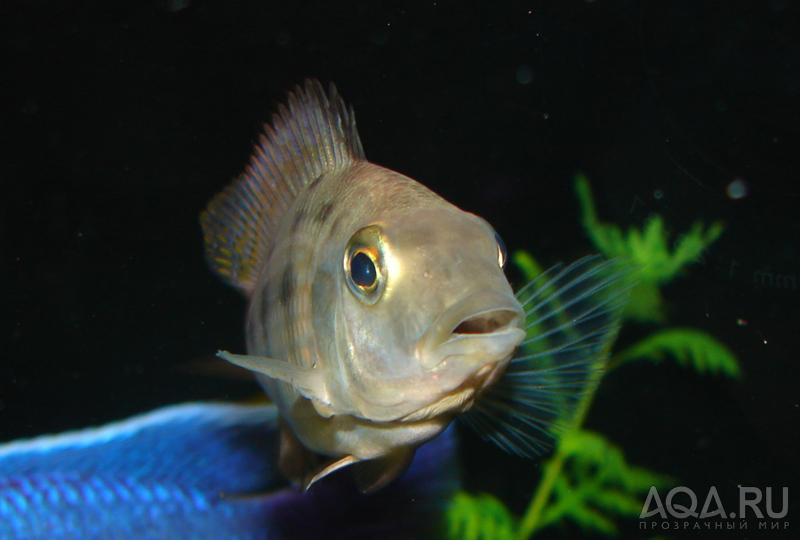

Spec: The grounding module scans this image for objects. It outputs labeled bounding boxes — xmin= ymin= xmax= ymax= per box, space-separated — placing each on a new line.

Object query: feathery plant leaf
xmin=445 ymin=431 xmax=672 ymax=540
xmin=518 ymin=430 xmax=673 ymax=538
xmin=574 ymin=173 xmax=724 ymax=284
xmin=446 ymin=491 xmax=518 ymax=540
xmin=574 ymin=173 xmax=724 ymax=323
xmin=610 ymin=328 xmax=741 ymax=378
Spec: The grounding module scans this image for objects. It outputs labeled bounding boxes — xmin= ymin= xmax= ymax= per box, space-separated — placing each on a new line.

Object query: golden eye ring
xmin=344 ymin=226 xmax=386 ymax=305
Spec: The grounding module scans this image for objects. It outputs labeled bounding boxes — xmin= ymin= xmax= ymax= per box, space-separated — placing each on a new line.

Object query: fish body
xmin=0 ymin=402 xmax=458 ymax=539
xmin=202 ymin=80 xmax=634 ymax=491
xmin=246 ymin=162 xmax=522 ymax=470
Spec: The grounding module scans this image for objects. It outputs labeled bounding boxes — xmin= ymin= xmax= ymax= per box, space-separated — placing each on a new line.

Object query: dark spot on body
xmin=316 ymin=200 xmax=335 ymax=223
xmin=279 ymin=266 xmax=294 ymax=305
xmin=311 ymin=269 xmax=336 ymax=333
xmin=328 ymin=215 xmax=344 ymax=239
xmin=290 ymin=210 xmax=307 ymax=234
xmin=308 ymin=174 xmax=325 ymax=191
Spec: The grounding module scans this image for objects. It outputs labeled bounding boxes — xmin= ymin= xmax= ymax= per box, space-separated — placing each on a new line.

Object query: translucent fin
xmin=461 ymin=256 xmax=637 ymax=458
xmin=305 ymin=455 xmax=360 ymax=489
xmin=200 ymin=79 xmax=365 ymax=294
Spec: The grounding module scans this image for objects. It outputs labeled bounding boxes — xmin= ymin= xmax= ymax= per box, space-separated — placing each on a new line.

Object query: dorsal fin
xmin=200 ymin=79 xmax=365 ymax=294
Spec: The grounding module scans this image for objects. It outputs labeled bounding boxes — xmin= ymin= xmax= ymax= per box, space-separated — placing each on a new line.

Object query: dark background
xmin=2 ymin=1 xmax=799 ymax=537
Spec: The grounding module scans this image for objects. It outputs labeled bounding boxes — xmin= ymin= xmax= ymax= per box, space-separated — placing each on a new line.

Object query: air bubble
xmin=726 ymin=178 xmax=748 ymax=199
xmin=516 ymin=67 xmax=533 ymax=85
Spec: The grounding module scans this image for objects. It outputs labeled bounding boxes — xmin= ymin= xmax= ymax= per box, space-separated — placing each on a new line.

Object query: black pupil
xmin=351 ymin=252 xmax=376 ymax=288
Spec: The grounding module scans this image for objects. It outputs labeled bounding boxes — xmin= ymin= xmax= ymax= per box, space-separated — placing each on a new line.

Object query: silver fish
xmin=201 ymin=80 xmax=634 ymax=492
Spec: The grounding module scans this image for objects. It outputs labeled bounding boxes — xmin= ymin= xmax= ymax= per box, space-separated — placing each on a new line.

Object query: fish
xmin=0 ymin=402 xmax=459 ymax=539
xmin=201 ymin=79 xmax=635 ymax=492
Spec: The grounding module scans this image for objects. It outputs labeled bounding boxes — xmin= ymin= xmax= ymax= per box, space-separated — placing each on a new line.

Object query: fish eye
xmin=344 ymin=226 xmax=386 ymax=305
xmin=350 ymin=251 xmax=377 ymax=288
xmin=494 ymin=231 xmax=507 ymax=268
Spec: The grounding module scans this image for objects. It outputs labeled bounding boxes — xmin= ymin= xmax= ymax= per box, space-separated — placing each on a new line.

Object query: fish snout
xmin=418 ymin=290 xmax=526 ymax=373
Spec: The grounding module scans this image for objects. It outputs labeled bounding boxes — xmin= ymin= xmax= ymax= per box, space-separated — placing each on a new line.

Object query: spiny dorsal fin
xmin=200 ymin=79 xmax=365 ymax=294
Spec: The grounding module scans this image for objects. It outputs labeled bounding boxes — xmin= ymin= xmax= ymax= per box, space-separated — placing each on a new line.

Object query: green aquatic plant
xmin=447 ymin=491 xmax=518 ymax=540
xmin=573 ymin=173 xmax=724 ymax=323
xmin=610 ymin=328 xmax=739 ymax=377
xmin=445 ymin=174 xmax=739 ymax=539
xmin=519 ymin=430 xmax=672 ymax=537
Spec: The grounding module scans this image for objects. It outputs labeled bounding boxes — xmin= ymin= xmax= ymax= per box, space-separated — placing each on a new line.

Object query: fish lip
xmin=418 ymin=289 xmax=526 ymax=371
xmin=397 ymin=359 xmax=509 ymax=423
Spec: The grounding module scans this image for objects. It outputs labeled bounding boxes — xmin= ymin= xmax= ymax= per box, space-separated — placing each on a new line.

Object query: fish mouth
xmin=453 ymin=311 xmax=517 ymax=335
xmin=418 ymin=289 xmax=526 ymax=375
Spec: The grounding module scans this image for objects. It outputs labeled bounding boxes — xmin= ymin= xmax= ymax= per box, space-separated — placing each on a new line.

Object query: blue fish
xmin=0 ymin=402 xmax=458 ymax=539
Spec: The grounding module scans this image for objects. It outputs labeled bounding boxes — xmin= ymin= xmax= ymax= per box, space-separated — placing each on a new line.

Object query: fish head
xmin=336 ymin=203 xmax=526 ymax=422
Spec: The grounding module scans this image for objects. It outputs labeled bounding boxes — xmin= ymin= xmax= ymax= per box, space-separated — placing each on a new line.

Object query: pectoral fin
xmin=217 ymin=350 xmax=325 ymax=401
xmin=305 ymin=455 xmax=360 ymax=489
xmin=461 ymin=256 xmax=637 ymax=458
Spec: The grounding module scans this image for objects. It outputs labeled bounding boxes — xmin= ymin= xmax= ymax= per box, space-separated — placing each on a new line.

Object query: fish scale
xmin=250 ymin=170 xmax=356 ymax=372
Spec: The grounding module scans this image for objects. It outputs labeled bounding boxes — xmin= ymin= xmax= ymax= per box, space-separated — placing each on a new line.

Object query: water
xmin=3 ymin=1 xmax=798 ymax=538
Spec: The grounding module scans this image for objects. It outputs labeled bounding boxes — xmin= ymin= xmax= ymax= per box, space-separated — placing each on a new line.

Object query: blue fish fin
xmin=0 ymin=402 xmax=280 ymax=493
xmin=200 ymin=79 xmax=365 ymax=295
xmin=0 ymin=403 xmax=288 ymax=539
xmin=461 ymin=256 xmax=637 ymax=457
xmin=1 ymin=404 xmax=461 ymax=539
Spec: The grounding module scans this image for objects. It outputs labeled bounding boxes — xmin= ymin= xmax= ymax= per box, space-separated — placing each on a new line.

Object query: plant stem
xmin=515 ymin=372 xmax=601 ymax=539
xmin=515 ymin=444 xmax=565 ymax=538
